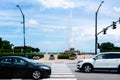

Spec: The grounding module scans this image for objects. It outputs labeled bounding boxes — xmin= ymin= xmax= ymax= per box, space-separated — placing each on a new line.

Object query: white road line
xmin=42 ymin=78 xmax=77 ymax=80
xmin=51 ymin=74 xmax=75 ymax=78
xmin=52 ymin=73 xmax=73 ymax=75
xmin=10 ymin=79 xmax=22 ymax=80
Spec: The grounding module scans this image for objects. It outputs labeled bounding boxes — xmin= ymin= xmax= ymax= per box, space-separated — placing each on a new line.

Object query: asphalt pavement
xmin=7 ymin=58 xmax=120 ymax=80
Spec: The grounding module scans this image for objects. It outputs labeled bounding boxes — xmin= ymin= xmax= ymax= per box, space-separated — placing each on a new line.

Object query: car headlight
xmin=41 ymin=66 xmax=50 ymax=70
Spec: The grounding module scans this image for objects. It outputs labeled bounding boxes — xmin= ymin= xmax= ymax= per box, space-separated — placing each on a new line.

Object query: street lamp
xmin=95 ymin=1 xmax=104 ymax=55
xmin=16 ymin=5 xmax=26 ymax=55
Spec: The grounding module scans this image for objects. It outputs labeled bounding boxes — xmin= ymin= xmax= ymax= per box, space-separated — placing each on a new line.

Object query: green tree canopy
xmin=99 ymin=42 xmax=114 ymax=52
xmin=1 ymin=40 xmax=12 ymax=52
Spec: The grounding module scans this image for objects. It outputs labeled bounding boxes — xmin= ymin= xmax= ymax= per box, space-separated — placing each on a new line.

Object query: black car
xmin=0 ymin=56 xmax=51 ymax=79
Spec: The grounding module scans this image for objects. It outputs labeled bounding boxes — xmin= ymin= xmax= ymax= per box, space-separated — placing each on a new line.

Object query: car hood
xmin=34 ymin=62 xmax=50 ymax=68
xmin=78 ymin=58 xmax=93 ymax=62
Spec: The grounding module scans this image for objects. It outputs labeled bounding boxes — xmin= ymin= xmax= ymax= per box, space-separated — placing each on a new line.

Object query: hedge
xmin=0 ymin=53 xmax=44 ymax=59
xmin=58 ymin=54 xmax=69 ymax=59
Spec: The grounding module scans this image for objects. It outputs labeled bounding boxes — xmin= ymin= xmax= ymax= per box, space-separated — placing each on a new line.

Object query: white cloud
xmin=42 ymin=28 xmax=55 ymax=32
xmin=114 ymin=6 xmax=120 ymax=13
xmin=27 ymin=19 xmax=39 ymax=26
xmin=27 ymin=24 xmax=67 ymax=36
xmin=41 ymin=25 xmax=67 ymax=32
xmin=30 ymin=41 xmax=68 ymax=52
xmin=72 ymin=25 xmax=95 ymax=42
xmin=39 ymin=0 xmax=78 ymax=9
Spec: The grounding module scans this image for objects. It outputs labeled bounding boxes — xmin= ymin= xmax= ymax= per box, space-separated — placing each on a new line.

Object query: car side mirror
xmin=93 ymin=57 xmax=97 ymax=60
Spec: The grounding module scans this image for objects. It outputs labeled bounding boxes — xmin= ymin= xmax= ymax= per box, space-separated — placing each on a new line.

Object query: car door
xmin=93 ymin=54 xmax=107 ymax=68
xmin=0 ymin=57 xmax=14 ymax=78
xmin=105 ymin=54 xmax=120 ymax=68
xmin=12 ymin=57 xmax=29 ymax=78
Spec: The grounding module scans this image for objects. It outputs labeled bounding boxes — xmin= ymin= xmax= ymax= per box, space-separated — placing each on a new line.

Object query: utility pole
xmin=16 ymin=5 xmax=26 ymax=55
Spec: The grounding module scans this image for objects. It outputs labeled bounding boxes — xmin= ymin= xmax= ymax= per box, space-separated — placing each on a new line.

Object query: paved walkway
xmin=34 ymin=54 xmax=93 ymax=63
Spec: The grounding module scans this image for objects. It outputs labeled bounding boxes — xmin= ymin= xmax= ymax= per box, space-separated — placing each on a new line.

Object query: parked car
xmin=0 ymin=56 xmax=51 ymax=79
xmin=77 ymin=52 xmax=120 ymax=73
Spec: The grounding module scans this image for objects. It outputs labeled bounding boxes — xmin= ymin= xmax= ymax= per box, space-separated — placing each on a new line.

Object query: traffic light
xmin=112 ymin=21 xmax=116 ymax=29
xmin=103 ymin=28 xmax=107 ymax=34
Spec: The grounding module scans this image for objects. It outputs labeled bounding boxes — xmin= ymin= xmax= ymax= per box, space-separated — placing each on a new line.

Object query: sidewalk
xmin=34 ymin=54 xmax=93 ymax=63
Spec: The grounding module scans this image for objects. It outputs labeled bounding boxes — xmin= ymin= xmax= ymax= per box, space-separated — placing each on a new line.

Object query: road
xmin=42 ymin=63 xmax=120 ymax=80
xmin=10 ymin=62 xmax=120 ymax=80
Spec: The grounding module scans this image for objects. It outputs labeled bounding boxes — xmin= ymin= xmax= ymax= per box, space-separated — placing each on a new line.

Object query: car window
xmin=96 ymin=54 xmax=106 ymax=59
xmin=116 ymin=54 xmax=120 ymax=58
xmin=105 ymin=53 xmax=120 ymax=59
xmin=105 ymin=54 xmax=114 ymax=59
xmin=0 ymin=58 xmax=12 ymax=64
xmin=13 ymin=58 xmax=27 ymax=65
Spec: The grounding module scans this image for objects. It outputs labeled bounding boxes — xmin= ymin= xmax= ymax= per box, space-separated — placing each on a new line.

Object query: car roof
xmin=100 ymin=52 xmax=120 ymax=54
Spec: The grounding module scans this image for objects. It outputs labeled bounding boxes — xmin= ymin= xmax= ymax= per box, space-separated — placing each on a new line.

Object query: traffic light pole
xmin=95 ymin=1 xmax=104 ymax=55
xmin=95 ymin=12 xmax=98 ymax=55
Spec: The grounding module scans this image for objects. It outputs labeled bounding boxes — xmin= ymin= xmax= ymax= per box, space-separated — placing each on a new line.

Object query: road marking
xmin=42 ymin=78 xmax=77 ymax=80
xmin=52 ymin=73 xmax=73 ymax=75
xmin=45 ymin=63 xmax=77 ymax=80
xmin=10 ymin=79 xmax=22 ymax=80
xmin=51 ymin=74 xmax=75 ymax=78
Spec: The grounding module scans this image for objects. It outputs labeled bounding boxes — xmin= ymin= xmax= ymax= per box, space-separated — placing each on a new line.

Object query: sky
xmin=0 ymin=0 xmax=120 ymax=53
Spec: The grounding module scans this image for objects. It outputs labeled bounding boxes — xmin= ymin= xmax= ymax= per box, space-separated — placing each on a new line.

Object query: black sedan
xmin=0 ymin=56 xmax=51 ymax=79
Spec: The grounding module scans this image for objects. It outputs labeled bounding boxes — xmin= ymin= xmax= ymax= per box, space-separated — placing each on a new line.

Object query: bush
xmin=26 ymin=53 xmax=44 ymax=59
xmin=0 ymin=53 xmax=44 ymax=59
xmin=58 ymin=54 xmax=69 ymax=59
xmin=69 ymin=53 xmax=76 ymax=57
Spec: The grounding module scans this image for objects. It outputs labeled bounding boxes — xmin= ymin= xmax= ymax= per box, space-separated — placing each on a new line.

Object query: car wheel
xmin=83 ymin=64 xmax=92 ymax=73
xmin=32 ymin=70 xmax=41 ymax=79
xmin=118 ymin=66 xmax=120 ymax=73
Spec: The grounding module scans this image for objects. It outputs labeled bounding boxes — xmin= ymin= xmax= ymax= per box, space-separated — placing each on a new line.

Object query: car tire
xmin=118 ymin=66 xmax=120 ymax=73
xmin=83 ymin=64 xmax=92 ymax=73
xmin=32 ymin=70 xmax=41 ymax=79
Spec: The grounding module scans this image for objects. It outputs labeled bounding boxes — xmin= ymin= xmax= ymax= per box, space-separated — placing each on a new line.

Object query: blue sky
xmin=0 ymin=0 xmax=120 ymax=53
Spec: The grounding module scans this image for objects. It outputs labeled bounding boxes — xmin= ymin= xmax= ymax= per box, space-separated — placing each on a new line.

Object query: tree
xmin=14 ymin=46 xmax=40 ymax=53
xmin=99 ymin=42 xmax=114 ymax=52
xmin=35 ymin=48 xmax=40 ymax=53
xmin=2 ymin=40 xmax=12 ymax=52
xmin=31 ymin=48 xmax=40 ymax=53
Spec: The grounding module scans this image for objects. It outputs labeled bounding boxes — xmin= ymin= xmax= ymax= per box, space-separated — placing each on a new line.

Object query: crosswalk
xmin=42 ymin=63 xmax=77 ymax=80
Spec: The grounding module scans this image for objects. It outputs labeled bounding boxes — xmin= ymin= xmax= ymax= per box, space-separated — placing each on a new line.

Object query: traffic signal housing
xmin=103 ymin=28 xmax=107 ymax=34
xmin=112 ymin=21 xmax=116 ymax=29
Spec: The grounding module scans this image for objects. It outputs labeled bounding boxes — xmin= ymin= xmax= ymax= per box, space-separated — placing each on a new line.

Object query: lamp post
xmin=95 ymin=1 xmax=104 ymax=55
xmin=16 ymin=5 xmax=26 ymax=55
